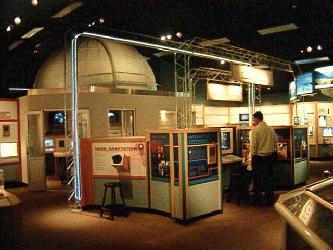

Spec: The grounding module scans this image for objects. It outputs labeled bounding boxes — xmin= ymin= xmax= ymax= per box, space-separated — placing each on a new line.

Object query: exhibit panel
xmin=80 ymin=137 xmax=148 ymax=208
xmin=0 ymin=99 xmax=21 ymax=184
xmin=237 ymin=126 xmax=309 ymax=189
xmin=148 ymin=128 xmax=222 ymax=221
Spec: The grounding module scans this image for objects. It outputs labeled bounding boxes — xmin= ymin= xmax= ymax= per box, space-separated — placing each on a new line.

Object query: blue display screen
xmin=314 ymin=66 xmax=333 ymax=88
xmin=289 ymin=81 xmax=297 ymax=100
xmin=296 ymin=72 xmax=314 ymax=95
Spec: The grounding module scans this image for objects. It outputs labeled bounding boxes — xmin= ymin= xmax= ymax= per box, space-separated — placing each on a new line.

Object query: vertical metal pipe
xmin=71 ymin=35 xmax=81 ymax=201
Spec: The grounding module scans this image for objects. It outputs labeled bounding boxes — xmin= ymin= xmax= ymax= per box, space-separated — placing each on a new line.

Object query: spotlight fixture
xmin=92 ymin=21 xmax=95 ymax=26
xmin=220 ymin=60 xmax=226 ymax=65
xmin=6 ymin=25 xmax=12 ymax=32
xmin=267 ymin=87 xmax=271 ymax=90
xmin=99 ymin=18 xmax=105 ymax=23
xmin=31 ymin=0 xmax=38 ymax=6
xmin=317 ymin=45 xmax=322 ymax=51
xmin=306 ymin=46 xmax=312 ymax=53
xmin=14 ymin=17 xmax=21 ymax=25
xmin=88 ymin=24 xmax=91 ymax=27
xmin=160 ymin=35 xmax=166 ymax=41
xmin=300 ymin=50 xmax=304 ymax=53
xmin=176 ymin=32 xmax=182 ymax=38
xmin=166 ymin=34 xmax=172 ymax=40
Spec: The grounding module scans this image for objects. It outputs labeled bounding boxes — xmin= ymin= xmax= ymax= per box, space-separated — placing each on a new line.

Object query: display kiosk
xmin=148 ymin=128 xmax=222 ymax=221
xmin=237 ymin=126 xmax=309 ymax=188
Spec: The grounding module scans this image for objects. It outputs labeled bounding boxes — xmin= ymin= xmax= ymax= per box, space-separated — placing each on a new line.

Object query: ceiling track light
xmin=14 ymin=17 xmax=21 ymax=25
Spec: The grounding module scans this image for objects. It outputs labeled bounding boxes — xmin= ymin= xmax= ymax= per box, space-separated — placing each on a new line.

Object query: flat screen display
xmin=289 ymin=81 xmax=297 ymax=101
xmin=323 ymin=127 xmax=333 ymax=137
xmin=239 ymin=114 xmax=249 ymax=122
xmin=220 ymin=128 xmax=233 ymax=154
xmin=221 ymin=132 xmax=231 ymax=150
xmin=314 ymin=66 xmax=333 ymax=89
xmin=44 ymin=139 xmax=54 ymax=147
xmin=296 ymin=72 xmax=314 ymax=95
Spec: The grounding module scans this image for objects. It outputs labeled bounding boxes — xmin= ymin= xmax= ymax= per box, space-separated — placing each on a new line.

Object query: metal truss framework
xmin=68 ymin=31 xmax=297 ymax=206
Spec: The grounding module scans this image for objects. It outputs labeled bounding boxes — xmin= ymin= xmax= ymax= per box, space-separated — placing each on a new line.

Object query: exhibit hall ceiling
xmin=1 ymin=0 xmax=333 ymax=97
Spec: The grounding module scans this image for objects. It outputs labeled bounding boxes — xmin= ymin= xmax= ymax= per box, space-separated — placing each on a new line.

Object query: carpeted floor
xmin=5 ymin=160 xmax=333 ymax=249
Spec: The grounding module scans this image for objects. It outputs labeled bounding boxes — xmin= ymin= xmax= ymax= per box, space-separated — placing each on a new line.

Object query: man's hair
xmin=253 ymin=111 xmax=263 ymax=121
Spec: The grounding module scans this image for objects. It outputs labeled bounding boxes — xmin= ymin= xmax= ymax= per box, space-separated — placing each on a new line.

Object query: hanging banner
xmin=232 ymin=65 xmax=273 ymax=86
xmin=207 ymin=83 xmax=243 ymax=101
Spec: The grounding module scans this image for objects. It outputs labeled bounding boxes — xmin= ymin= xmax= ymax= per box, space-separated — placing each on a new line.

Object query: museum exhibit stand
xmin=275 ymin=177 xmax=333 ymax=249
xmin=148 ymin=128 xmax=222 ymax=221
xmin=237 ymin=125 xmax=309 ymax=189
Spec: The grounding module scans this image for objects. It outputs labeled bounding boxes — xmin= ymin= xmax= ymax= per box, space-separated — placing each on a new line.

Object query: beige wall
xmin=19 ymin=96 xmax=29 ymax=183
xmin=24 ymin=92 xmax=177 ymax=137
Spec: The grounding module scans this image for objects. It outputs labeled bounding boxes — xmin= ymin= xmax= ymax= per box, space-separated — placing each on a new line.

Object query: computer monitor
xmin=239 ymin=114 xmax=249 ymax=122
xmin=323 ymin=127 xmax=333 ymax=137
xmin=44 ymin=139 xmax=54 ymax=147
xmin=221 ymin=128 xmax=233 ymax=155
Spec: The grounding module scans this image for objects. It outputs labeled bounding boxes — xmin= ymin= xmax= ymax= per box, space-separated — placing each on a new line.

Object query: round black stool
xmin=100 ymin=182 xmax=126 ymax=220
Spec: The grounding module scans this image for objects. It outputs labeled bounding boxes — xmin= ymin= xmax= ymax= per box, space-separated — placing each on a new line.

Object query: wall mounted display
xmin=231 ymin=65 xmax=273 ymax=86
xmin=296 ymin=72 xmax=314 ymax=96
xmin=319 ymin=115 xmax=327 ymax=127
xmin=314 ymin=66 xmax=333 ymax=89
xmin=206 ymin=82 xmax=243 ymax=101
xmin=289 ymin=81 xmax=297 ymax=101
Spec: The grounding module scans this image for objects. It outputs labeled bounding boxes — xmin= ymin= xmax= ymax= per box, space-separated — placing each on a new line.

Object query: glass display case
xmin=275 ymin=177 xmax=333 ymax=249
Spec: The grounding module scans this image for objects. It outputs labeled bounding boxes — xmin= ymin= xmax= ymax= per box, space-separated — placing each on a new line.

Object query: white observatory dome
xmin=34 ymin=38 xmax=157 ymax=91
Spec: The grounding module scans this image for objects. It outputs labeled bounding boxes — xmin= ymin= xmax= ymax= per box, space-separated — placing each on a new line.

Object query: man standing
xmin=250 ymin=111 xmax=277 ymax=206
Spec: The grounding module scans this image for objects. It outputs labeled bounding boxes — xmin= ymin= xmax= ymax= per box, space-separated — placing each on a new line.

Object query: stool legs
xmin=100 ymin=186 xmax=108 ymax=217
xmin=119 ymin=185 xmax=126 ymax=206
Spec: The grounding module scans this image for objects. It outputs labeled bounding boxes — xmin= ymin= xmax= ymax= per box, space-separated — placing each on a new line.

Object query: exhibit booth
xmin=0 ymin=99 xmax=21 ymax=186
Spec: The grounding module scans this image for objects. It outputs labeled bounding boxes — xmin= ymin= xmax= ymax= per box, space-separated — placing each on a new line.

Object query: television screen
xmin=314 ymin=66 xmax=333 ymax=89
xmin=44 ymin=139 xmax=54 ymax=147
xmin=296 ymin=72 xmax=314 ymax=95
xmin=54 ymin=112 xmax=64 ymax=124
xmin=221 ymin=132 xmax=231 ymax=150
xmin=323 ymin=127 xmax=333 ymax=137
xmin=239 ymin=114 xmax=249 ymax=122
xmin=289 ymin=81 xmax=297 ymax=101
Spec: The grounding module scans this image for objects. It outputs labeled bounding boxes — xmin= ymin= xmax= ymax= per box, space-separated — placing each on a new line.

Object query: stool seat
xmin=104 ymin=182 xmax=122 ymax=188
xmin=100 ymin=182 xmax=126 ymax=220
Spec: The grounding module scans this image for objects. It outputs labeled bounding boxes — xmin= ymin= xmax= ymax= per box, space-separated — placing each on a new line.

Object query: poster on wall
xmin=92 ymin=142 xmax=147 ymax=177
xmin=0 ymin=101 xmax=18 ymax=120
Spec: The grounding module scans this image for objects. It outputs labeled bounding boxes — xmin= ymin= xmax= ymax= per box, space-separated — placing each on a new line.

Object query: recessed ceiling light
xmin=14 ymin=17 xmax=21 ymax=25
xmin=306 ymin=46 xmax=312 ymax=53
xmin=317 ymin=45 xmax=322 ymax=51
xmin=161 ymin=35 xmax=166 ymax=41
xmin=31 ymin=0 xmax=38 ymax=6
xmin=21 ymin=27 xmax=44 ymax=39
xmin=99 ymin=18 xmax=105 ymax=23
xmin=52 ymin=2 xmax=83 ymax=18
xmin=257 ymin=23 xmax=298 ymax=35
xmin=6 ymin=25 xmax=12 ymax=32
